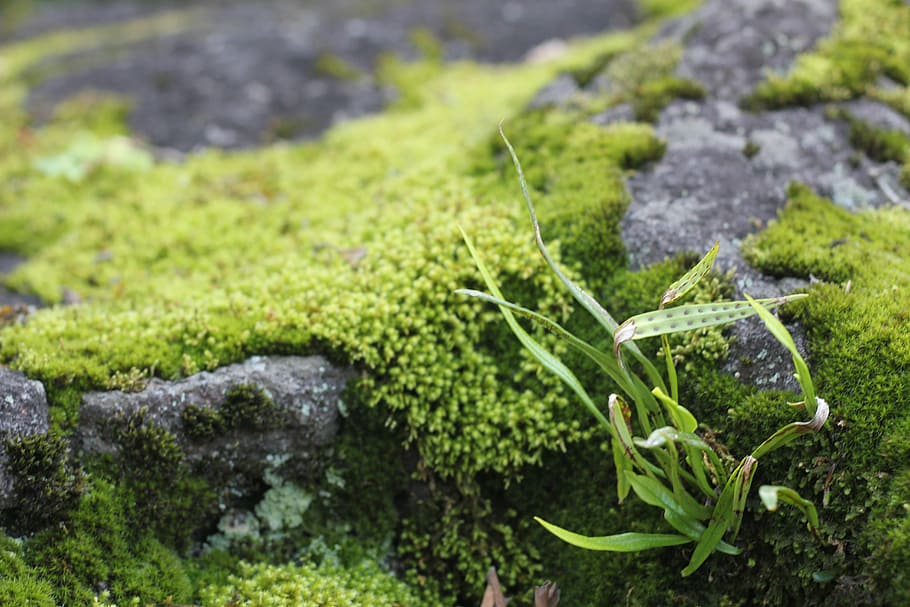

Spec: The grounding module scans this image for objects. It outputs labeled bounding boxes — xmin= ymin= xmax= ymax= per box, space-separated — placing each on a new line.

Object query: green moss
xmin=743 ymin=0 xmax=910 ymax=110
xmin=112 ymin=410 xmax=216 ymax=549
xmin=199 ymin=560 xmax=435 ymax=607
xmin=220 ymin=383 xmax=283 ymax=430
xmin=0 ymin=7 xmax=703 ymax=602
xmin=741 ymin=183 xmax=910 ymax=604
xmin=633 ymin=76 xmax=705 ymax=122
xmin=828 ymin=107 xmax=910 ymax=164
xmin=26 ymin=479 xmax=193 ymax=606
xmin=0 ymin=531 xmax=56 ymax=607
xmin=0 ymin=431 xmax=85 ymax=534
xmin=180 ymin=403 xmax=225 ymax=441
xmin=313 ymin=53 xmax=363 ymax=81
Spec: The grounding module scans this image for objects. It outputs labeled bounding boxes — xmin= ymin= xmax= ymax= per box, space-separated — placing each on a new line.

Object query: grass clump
xmin=461 ymin=132 xmax=826 ymax=578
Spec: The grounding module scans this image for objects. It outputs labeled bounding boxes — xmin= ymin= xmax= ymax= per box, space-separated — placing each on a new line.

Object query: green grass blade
xmin=499 ymin=125 xmax=668 ymax=393
xmin=456 ymin=288 xmax=633 ymax=393
xmin=634 ymin=427 xmax=711 ymax=451
xmin=615 ymin=295 xmax=808 ymax=357
xmin=750 ymin=397 xmax=829 ymax=459
xmin=758 ymin=485 xmax=820 ymax=532
xmin=651 ymin=387 xmax=698 ymax=433
xmin=660 ymin=241 xmax=719 ymax=308
xmin=681 ymin=459 xmax=745 ymax=576
xmin=613 ymin=437 xmax=632 ymax=502
xmin=730 ymin=456 xmax=757 ymax=542
xmin=661 ymin=334 xmax=679 ymax=402
xmin=535 ymin=517 xmax=691 ymax=552
xmin=743 ymin=293 xmax=816 ymax=415
xmin=460 ymin=228 xmax=608 ymax=428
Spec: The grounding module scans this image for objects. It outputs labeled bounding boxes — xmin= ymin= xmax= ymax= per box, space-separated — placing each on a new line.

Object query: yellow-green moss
xmin=0 ymin=6 xmax=704 ymax=604
xmin=743 ymin=0 xmax=910 ymax=110
xmin=198 ymin=560 xmax=433 ymax=607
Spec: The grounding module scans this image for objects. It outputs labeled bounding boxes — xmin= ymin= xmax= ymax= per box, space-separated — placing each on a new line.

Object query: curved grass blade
xmin=758 ymin=485 xmax=820 ymax=534
xmin=730 ymin=456 xmax=757 ymax=541
xmin=681 ymin=458 xmax=746 ymax=576
xmin=460 ymin=228 xmax=608 ymax=428
xmin=456 ymin=288 xmax=632 ymax=394
xmin=651 ymin=387 xmax=698 ymax=433
xmin=750 ymin=397 xmax=829 ymax=459
xmin=499 ymin=125 xmax=667 ymax=393
xmin=743 ymin=293 xmax=816 ymax=415
xmin=614 ymin=295 xmax=808 ymax=358
xmin=535 ymin=517 xmax=691 ymax=552
xmin=634 ymin=427 xmax=710 ymax=451
xmin=660 ymin=241 xmax=720 ymax=309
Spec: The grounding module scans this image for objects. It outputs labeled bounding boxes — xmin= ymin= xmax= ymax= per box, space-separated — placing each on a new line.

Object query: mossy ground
xmin=2 ymin=0 xmax=910 ymax=605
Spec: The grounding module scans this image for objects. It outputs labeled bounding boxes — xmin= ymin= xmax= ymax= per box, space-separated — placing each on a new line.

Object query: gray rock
xmin=78 ymin=355 xmax=353 ymax=500
xmin=615 ymin=0 xmax=909 ymax=393
xmin=0 ymin=367 xmax=50 ymax=508
xmin=528 ymin=73 xmax=581 ymax=109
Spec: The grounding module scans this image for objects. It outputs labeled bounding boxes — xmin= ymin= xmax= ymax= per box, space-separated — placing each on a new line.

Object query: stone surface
xmin=23 ymin=0 xmax=639 ymax=151
xmin=0 ymin=366 xmax=50 ymax=508
xmin=78 ymin=355 xmax=353 ymax=498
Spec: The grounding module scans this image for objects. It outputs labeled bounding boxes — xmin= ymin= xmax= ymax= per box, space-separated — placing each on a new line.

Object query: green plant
xmin=458 ymin=128 xmax=829 ymax=576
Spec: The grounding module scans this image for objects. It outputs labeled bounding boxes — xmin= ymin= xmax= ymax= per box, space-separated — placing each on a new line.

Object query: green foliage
xmin=26 ymin=479 xmax=193 ymax=606
xmin=220 ymin=383 xmax=283 ymax=430
xmin=198 ymin=560 xmax=434 ymax=607
xmin=827 ymin=107 xmax=910 ymax=164
xmin=180 ymin=403 xmax=225 ymax=441
xmin=743 ymin=0 xmax=910 ymax=110
xmin=0 ymin=431 xmax=85 ymax=533
xmin=461 ymin=137 xmax=826 ymax=576
xmin=0 ymin=531 xmax=56 ymax=607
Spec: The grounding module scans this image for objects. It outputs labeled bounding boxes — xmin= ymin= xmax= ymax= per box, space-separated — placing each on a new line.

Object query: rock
xmin=615 ymin=0 xmax=910 ymax=392
xmin=78 ymin=355 xmax=353 ymax=501
xmin=0 ymin=366 xmax=50 ymax=509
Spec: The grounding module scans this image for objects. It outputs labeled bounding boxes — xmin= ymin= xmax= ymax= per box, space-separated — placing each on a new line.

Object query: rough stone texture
xmin=616 ymin=0 xmax=909 ymax=392
xmin=78 ymin=355 xmax=353 ymax=498
xmin=23 ymin=0 xmax=639 ymax=151
xmin=0 ymin=366 xmax=50 ymax=508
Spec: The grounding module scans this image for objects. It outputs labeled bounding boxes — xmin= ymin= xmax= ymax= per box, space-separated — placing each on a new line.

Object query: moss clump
xmin=743 ymin=0 xmax=910 ymax=110
xmin=198 ymin=560 xmax=434 ymax=607
xmin=112 ymin=410 xmax=216 ymax=549
xmin=827 ymin=107 xmax=910 ymax=164
xmin=220 ymin=383 xmax=283 ymax=430
xmin=180 ymin=403 xmax=225 ymax=441
xmin=26 ymin=479 xmax=193 ymax=606
xmin=0 ymin=431 xmax=85 ymax=534
xmin=633 ymin=76 xmax=705 ymax=122
xmin=741 ymin=183 xmax=910 ymax=604
xmin=0 ymin=531 xmax=56 ymax=607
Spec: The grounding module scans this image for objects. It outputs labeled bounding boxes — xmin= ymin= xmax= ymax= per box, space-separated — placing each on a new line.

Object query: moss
xmin=0 ymin=531 xmax=56 ymax=607
xmin=0 ymin=7 xmax=702 ymax=602
xmin=740 ymin=183 xmax=910 ymax=604
xmin=180 ymin=403 xmax=225 ymax=441
xmin=198 ymin=560 xmax=435 ymax=607
xmin=743 ymin=0 xmax=910 ymax=110
xmin=743 ymin=139 xmax=761 ymax=159
xmin=633 ymin=76 xmax=705 ymax=122
xmin=313 ymin=53 xmax=363 ymax=81
xmin=0 ymin=431 xmax=85 ymax=534
xmin=828 ymin=107 xmax=910 ymax=164
xmin=220 ymin=383 xmax=283 ymax=430
xmin=26 ymin=478 xmax=193 ymax=606
xmin=112 ymin=410 xmax=217 ymax=549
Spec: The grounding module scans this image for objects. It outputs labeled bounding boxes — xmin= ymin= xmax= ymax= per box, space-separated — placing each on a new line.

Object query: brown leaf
xmin=480 ymin=567 xmax=508 ymax=607
xmin=534 ymin=581 xmax=561 ymax=607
